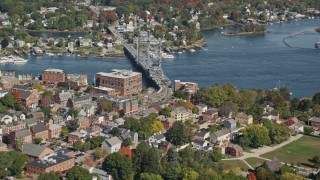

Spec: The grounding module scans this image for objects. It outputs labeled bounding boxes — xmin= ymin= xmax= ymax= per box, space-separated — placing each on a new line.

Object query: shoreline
xmin=222 ymin=31 xmax=268 ymax=36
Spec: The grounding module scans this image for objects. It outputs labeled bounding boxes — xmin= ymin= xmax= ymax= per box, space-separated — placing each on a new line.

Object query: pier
xmin=124 ymin=44 xmax=172 ymax=103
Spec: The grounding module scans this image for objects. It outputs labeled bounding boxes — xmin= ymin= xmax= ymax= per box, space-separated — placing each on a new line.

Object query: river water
xmin=2 ymin=19 xmax=320 ymax=97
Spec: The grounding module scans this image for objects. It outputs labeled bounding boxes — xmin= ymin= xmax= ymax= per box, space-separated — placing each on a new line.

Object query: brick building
xmin=174 ymin=80 xmax=198 ymax=99
xmin=26 ymin=153 xmax=74 ymax=175
xmin=13 ymin=90 xmax=39 ymax=108
xmin=94 ymin=86 xmax=116 ymax=96
xmin=48 ymin=124 xmax=62 ymax=139
xmin=0 ymin=77 xmax=20 ymax=90
xmin=21 ymin=143 xmax=54 ymax=161
xmin=310 ymin=116 xmax=320 ymax=130
xmin=96 ymin=69 xmax=142 ymax=96
xmin=2 ymin=122 xmax=26 ymax=134
xmin=8 ymin=128 xmax=32 ymax=145
xmin=41 ymin=68 xmax=65 ymax=84
xmin=31 ymin=123 xmax=49 ymax=140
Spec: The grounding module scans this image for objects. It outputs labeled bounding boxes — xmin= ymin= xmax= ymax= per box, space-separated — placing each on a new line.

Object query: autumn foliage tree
xmin=99 ymin=11 xmax=118 ymax=24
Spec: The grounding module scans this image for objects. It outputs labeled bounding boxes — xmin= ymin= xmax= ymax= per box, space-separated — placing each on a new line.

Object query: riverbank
xmin=223 ymin=31 xmax=268 ymax=36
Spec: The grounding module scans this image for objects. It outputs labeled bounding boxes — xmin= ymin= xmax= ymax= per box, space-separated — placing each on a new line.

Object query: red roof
xmin=284 ymin=119 xmax=295 ymax=126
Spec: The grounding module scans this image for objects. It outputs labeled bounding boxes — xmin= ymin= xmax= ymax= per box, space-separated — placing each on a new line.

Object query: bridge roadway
xmin=124 ymin=44 xmax=172 ymax=103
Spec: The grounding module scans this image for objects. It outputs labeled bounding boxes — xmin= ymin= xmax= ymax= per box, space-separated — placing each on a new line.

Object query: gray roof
xmin=12 ymin=85 xmax=31 ymax=91
xmin=266 ymin=158 xmax=283 ymax=172
xmin=28 ymin=154 xmax=71 ymax=168
xmin=213 ymin=129 xmax=231 ymax=137
xmin=22 ymin=143 xmax=51 ymax=157
xmin=105 ymin=137 xmax=122 ymax=146
xmin=73 ymin=95 xmax=92 ymax=103
xmin=32 ymin=123 xmax=49 ymax=133
xmin=152 ymin=134 xmax=166 ymax=141
xmin=310 ymin=117 xmax=320 ymax=123
xmin=25 ymin=118 xmax=38 ymax=126
xmin=227 ymin=143 xmax=243 ymax=151
xmin=15 ymin=129 xmax=31 ymax=138
xmin=193 ymin=139 xmax=207 ymax=146
xmin=59 ymin=91 xmax=72 ymax=101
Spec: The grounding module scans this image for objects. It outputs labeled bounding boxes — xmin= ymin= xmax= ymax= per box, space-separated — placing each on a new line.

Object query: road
xmin=222 ymin=134 xmax=303 ymax=169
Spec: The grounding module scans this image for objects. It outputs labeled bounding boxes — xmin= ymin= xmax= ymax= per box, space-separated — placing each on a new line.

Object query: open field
xmin=220 ymin=160 xmax=249 ymax=170
xmin=261 ymin=135 xmax=320 ymax=167
xmin=245 ymin=157 xmax=269 ymax=168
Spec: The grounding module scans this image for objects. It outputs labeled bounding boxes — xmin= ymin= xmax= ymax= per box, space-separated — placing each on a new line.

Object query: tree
xmin=40 ymin=106 xmax=52 ymax=116
xmin=99 ymin=99 xmax=113 ymax=112
xmin=61 ymin=126 xmax=69 ymax=137
xmin=246 ymin=104 xmax=263 ymax=120
xmin=280 ymin=173 xmax=303 ymax=180
xmin=270 ymin=124 xmax=290 ymax=144
xmin=182 ymin=167 xmax=199 ymax=180
xmin=159 ymin=106 xmax=173 ymax=117
xmin=313 ymin=92 xmax=320 ymax=105
xmin=33 ymin=137 xmax=43 ymax=144
xmin=196 ymin=84 xmax=237 ymax=107
xmin=110 ymin=127 xmax=121 ymax=137
xmin=66 ymin=166 xmax=92 ymax=180
xmin=0 ymin=94 xmax=16 ymax=109
xmin=38 ymin=171 xmax=62 ymax=180
xmin=122 ymin=138 xmax=132 ymax=147
xmin=304 ymin=126 xmax=314 ymax=135
xmin=73 ymin=141 xmax=83 ymax=151
xmin=239 ymin=136 xmax=250 ymax=149
xmin=219 ymin=101 xmax=239 ymax=117
xmin=242 ymin=125 xmax=270 ymax=148
xmin=89 ymin=136 xmax=106 ymax=149
xmin=140 ymin=173 xmax=163 ymax=180
xmin=141 ymin=147 xmax=161 ymax=174
xmin=166 ymin=121 xmax=192 ymax=146
xmin=312 ymin=155 xmax=320 ymax=168
xmin=67 ymin=120 xmax=79 ymax=132
xmin=173 ymin=90 xmax=188 ymax=100
xmin=81 ymin=141 xmax=91 ymax=152
xmin=211 ymin=150 xmax=223 ymax=162
xmin=102 ymin=152 xmax=133 ymax=180
xmin=68 ymin=108 xmax=79 ymax=118
xmin=93 ymin=147 xmax=107 ymax=160
xmin=1 ymin=39 xmax=9 ymax=49
xmin=151 ymin=120 xmax=164 ymax=133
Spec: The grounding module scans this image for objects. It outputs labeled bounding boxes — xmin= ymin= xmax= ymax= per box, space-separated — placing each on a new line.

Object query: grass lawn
xmin=220 ymin=160 xmax=249 ymax=170
xmin=245 ymin=157 xmax=269 ymax=168
xmin=261 ymin=135 xmax=320 ymax=167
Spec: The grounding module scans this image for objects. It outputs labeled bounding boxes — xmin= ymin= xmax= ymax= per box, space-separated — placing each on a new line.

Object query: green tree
xmin=110 ymin=127 xmax=121 ymax=137
xmin=173 ymin=90 xmax=188 ymax=100
xmin=242 ymin=125 xmax=271 ymax=148
xmin=140 ymin=173 xmax=163 ymax=180
xmin=89 ymin=136 xmax=106 ymax=149
xmin=132 ymin=142 xmax=150 ymax=176
xmin=122 ymin=138 xmax=132 ymax=147
xmin=81 ymin=141 xmax=91 ymax=152
xmin=33 ymin=137 xmax=43 ymax=144
xmin=313 ymin=92 xmax=320 ymax=105
xmin=280 ymin=173 xmax=303 ymax=180
xmin=68 ymin=108 xmax=79 ymax=118
xmin=38 ymin=171 xmax=62 ymax=180
xmin=166 ymin=121 xmax=192 ymax=146
xmin=73 ymin=141 xmax=83 ymax=151
xmin=159 ymin=105 xmax=173 ymax=117
xmin=246 ymin=104 xmax=263 ymax=120
xmin=61 ymin=126 xmax=69 ymax=137
xmin=182 ymin=167 xmax=199 ymax=180
xmin=102 ymin=152 xmax=133 ymax=180
xmin=196 ymin=84 xmax=237 ymax=107
xmin=219 ymin=101 xmax=239 ymax=117
xmin=304 ymin=126 xmax=314 ymax=135
xmin=67 ymin=120 xmax=79 ymax=132
xmin=211 ymin=150 xmax=223 ymax=162
xmin=99 ymin=99 xmax=113 ymax=112
xmin=141 ymin=147 xmax=161 ymax=174
xmin=312 ymin=155 xmax=320 ymax=168
xmin=66 ymin=166 xmax=92 ymax=180
xmin=93 ymin=148 xmax=107 ymax=160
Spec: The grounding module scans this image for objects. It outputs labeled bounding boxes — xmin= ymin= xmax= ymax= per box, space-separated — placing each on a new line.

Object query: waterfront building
xmin=95 ymin=69 xmax=142 ymax=96
xmin=0 ymin=77 xmax=20 ymax=90
xmin=174 ymin=80 xmax=198 ymax=99
xmin=66 ymin=74 xmax=88 ymax=87
xmin=41 ymin=68 xmax=65 ymax=84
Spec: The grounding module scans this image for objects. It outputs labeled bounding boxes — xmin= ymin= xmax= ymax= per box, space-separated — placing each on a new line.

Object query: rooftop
xmin=43 ymin=68 xmax=64 ymax=73
xmin=28 ymin=154 xmax=72 ymax=168
xmin=97 ymin=69 xmax=141 ymax=79
xmin=22 ymin=143 xmax=53 ymax=158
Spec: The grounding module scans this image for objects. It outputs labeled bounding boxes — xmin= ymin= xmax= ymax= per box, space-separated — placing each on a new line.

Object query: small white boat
xmin=189 ymin=49 xmax=196 ymax=52
xmin=57 ymin=53 xmax=63 ymax=56
xmin=178 ymin=51 xmax=182 ymax=54
xmin=46 ymin=52 xmax=55 ymax=56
